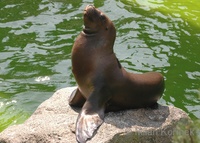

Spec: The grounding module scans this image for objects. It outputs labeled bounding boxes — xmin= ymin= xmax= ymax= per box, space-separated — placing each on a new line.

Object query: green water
xmin=0 ymin=0 xmax=199 ymax=132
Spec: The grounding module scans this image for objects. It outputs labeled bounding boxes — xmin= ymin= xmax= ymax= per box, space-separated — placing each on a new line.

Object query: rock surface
xmin=0 ymin=87 xmax=190 ymax=143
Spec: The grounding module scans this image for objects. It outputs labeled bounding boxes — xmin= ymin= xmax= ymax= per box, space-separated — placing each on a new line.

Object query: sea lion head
xmin=83 ymin=5 xmax=116 ymax=39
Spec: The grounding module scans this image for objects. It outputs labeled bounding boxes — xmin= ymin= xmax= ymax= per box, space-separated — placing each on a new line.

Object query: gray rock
xmin=0 ymin=87 xmax=190 ymax=143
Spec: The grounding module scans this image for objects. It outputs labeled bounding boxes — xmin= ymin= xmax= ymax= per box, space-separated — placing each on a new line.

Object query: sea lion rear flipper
xmin=69 ymin=88 xmax=86 ymax=107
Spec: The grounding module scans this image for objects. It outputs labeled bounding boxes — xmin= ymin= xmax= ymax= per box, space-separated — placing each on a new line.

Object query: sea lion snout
xmin=83 ymin=5 xmax=107 ymax=34
xmin=84 ymin=5 xmax=97 ymax=17
xmin=85 ymin=4 xmax=95 ymax=10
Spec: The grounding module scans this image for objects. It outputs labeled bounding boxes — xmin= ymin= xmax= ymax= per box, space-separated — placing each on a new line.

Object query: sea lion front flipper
xmin=69 ymin=88 xmax=86 ymax=107
xmin=76 ymin=106 xmax=104 ymax=143
xmin=75 ymin=92 xmax=106 ymax=143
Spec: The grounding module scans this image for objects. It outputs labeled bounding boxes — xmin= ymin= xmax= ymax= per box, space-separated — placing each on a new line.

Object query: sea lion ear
xmin=105 ymin=27 xmax=108 ymax=30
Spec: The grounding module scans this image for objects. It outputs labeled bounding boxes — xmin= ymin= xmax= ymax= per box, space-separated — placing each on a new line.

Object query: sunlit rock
xmin=0 ymin=87 xmax=190 ymax=143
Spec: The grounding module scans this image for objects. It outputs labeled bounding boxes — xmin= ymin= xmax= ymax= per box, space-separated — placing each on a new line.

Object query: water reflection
xmin=0 ymin=0 xmax=199 ymax=131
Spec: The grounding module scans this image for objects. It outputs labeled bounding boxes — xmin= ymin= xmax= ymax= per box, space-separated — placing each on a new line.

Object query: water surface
xmin=0 ymin=0 xmax=199 ymax=131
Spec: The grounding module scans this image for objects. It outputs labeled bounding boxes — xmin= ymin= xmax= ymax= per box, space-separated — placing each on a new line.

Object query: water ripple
xmin=0 ymin=0 xmax=199 ymax=132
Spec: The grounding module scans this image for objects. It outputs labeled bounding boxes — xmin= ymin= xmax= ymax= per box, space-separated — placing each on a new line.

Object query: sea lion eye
xmin=100 ymin=14 xmax=108 ymax=30
xmin=100 ymin=14 xmax=106 ymax=21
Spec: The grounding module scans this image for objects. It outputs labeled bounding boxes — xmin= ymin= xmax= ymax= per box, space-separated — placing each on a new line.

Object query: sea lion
xmin=69 ymin=5 xmax=164 ymax=143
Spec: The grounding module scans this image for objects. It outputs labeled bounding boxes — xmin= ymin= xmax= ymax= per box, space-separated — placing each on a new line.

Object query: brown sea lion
xmin=69 ymin=5 xmax=164 ymax=143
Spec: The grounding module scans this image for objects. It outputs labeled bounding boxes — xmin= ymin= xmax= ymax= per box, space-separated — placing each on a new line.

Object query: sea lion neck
xmin=79 ymin=31 xmax=114 ymax=54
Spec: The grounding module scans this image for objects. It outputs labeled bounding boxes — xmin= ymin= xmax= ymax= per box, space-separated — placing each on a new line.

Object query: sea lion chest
xmin=71 ymin=34 xmax=103 ymax=95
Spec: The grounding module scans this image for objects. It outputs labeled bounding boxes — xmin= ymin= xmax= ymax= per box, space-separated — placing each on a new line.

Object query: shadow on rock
xmin=104 ymin=104 xmax=169 ymax=129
